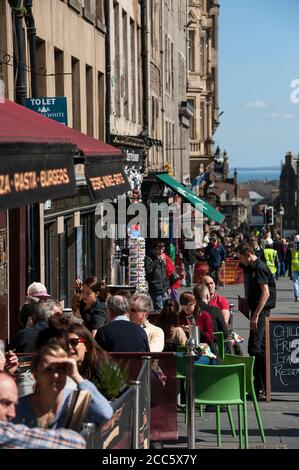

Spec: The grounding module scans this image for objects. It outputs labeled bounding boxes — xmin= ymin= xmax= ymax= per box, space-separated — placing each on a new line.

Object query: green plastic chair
xmin=214 ymin=331 xmax=225 ymax=360
xmin=194 ymin=363 xmax=248 ymax=449
xmin=222 ymin=354 xmax=266 ymax=443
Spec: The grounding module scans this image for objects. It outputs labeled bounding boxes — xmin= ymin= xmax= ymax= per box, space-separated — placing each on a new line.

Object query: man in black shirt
xmin=238 ymin=243 xmax=276 ymax=398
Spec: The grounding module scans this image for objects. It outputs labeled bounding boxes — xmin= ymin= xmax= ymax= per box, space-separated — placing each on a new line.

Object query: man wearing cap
xmin=204 ymin=235 xmax=226 ymax=289
xmin=291 ymin=235 xmax=299 ymax=301
xmin=19 ymin=282 xmax=51 ymax=329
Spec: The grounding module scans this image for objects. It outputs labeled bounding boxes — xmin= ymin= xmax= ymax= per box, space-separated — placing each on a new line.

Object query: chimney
xmin=285 ymin=151 xmax=293 ymax=166
xmin=234 ymin=168 xmax=238 ymax=197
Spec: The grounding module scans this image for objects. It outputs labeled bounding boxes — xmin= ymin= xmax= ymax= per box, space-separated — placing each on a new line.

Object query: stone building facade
xmin=0 ymin=0 xmax=111 ymax=337
xmin=187 ymin=0 xmax=220 ymax=180
xmin=280 ymin=151 xmax=299 ymax=234
xmin=146 ymin=0 xmax=191 ymax=183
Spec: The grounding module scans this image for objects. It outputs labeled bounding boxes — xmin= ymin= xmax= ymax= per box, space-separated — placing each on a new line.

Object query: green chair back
xmin=194 ymin=363 xmax=246 ymax=405
xmin=222 ymin=354 xmax=266 ymax=443
xmin=176 ymin=347 xmax=187 ymax=379
xmin=222 ymin=354 xmax=255 ymax=395
xmin=214 ymin=331 xmax=225 ymax=361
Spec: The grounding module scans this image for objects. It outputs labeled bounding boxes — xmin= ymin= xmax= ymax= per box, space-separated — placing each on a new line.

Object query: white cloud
xmin=267 ymin=112 xmax=295 ymax=120
xmin=245 ymin=100 xmax=269 ymax=109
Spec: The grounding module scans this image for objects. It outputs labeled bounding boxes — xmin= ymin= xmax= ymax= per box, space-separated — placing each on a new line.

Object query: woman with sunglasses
xmin=14 ymin=344 xmax=113 ymax=429
xmin=37 ymin=317 xmax=110 ymax=384
xmin=72 ymin=277 xmax=108 ymax=337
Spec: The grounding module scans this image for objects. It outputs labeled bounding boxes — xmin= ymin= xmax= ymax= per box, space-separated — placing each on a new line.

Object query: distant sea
xmin=229 ymin=167 xmax=280 ymax=182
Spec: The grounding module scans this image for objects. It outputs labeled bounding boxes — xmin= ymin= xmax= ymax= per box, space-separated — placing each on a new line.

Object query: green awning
xmin=155 ymin=172 xmax=225 ymax=224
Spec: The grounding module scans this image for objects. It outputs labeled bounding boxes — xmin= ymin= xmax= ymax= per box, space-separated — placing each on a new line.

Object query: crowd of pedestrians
xmin=1 ymin=226 xmax=299 ymax=448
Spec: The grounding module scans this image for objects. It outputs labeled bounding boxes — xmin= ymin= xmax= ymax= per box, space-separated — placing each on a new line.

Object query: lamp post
xmin=279 ymin=205 xmax=284 ymax=237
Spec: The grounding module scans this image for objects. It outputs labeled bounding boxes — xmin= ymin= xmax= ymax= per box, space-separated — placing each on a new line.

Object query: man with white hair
xmin=0 ymin=372 xmax=86 ymax=449
xmin=129 ymin=294 xmax=164 ymax=352
xmin=95 ymin=295 xmax=150 ymax=352
xmin=290 ymin=235 xmax=299 ymax=301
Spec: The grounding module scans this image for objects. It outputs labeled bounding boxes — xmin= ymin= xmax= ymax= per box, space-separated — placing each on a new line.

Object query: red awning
xmin=0 ymin=99 xmax=121 ymax=157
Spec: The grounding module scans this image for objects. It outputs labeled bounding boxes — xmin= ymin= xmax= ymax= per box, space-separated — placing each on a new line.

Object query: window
xmin=98 ymin=71 xmax=105 ymax=140
xmin=84 ymin=0 xmax=95 ymax=14
xmin=82 ymin=212 xmax=96 ymax=279
xmin=122 ymin=10 xmax=129 ymax=119
xmin=137 ymin=26 xmax=142 ymax=124
xmin=171 ymin=41 xmax=174 ymax=96
xmin=130 ymin=19 xmax=136 ymax=122
xmin=58 ymin=218 xmax=72 ymax=306
xmin=188 ymin=30 xmax=195 ymax=72
xmin=54 ymin=48 xmax=64 ymax=96
xmin=151 ymin=96 xmax=155 ymax=130
xmin=86 ymin=65 xmax=94 ymax=136
xmin=36 ymin=37 xmax=47 ymax=96
xmin=200 ymin=36 xmax=206 ymax=75
xmin=200 ymin=99 xmax=205 ymax=140
xmin=71 ymin=56 xmax=81 ymax=130
xmin=95 ymin=0 xmax=104 ymax=20
xmin=188 ymin=98 xmax=195 ymax=139
xmin=114 ymin=2 xmax=120 ymax=116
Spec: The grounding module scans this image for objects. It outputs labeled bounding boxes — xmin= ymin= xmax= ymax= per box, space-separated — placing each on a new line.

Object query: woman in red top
xmin=179 ymin=292 xmax=214 ymax=345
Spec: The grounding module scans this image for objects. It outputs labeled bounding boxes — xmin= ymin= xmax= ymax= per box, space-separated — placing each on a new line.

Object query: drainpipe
xmin=160 ymin=0 xmax=165 ymax=167
xmin=141 ymin=0 xmax=149 ymax=134
xmin=104 ymin=0 xmax=111 ymax=144
xmin=10 ymin=0 xmax=26 ymax=105
xmin=24 ymin=0 xmax=37 ymax=98
xmin=23 ymin=0 xmax=40 ymax=283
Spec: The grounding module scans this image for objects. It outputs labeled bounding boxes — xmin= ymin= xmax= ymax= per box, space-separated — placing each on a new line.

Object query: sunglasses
xmin=68 ymin=338 xmax=86 ymax=348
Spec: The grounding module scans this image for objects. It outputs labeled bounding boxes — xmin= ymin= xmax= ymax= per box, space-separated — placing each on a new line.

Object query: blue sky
xmin=214 ymin=0 xmax=299 ymax=167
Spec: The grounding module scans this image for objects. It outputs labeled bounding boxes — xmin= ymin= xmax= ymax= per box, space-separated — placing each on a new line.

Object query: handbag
xmin=169 ymin=271 xmax=180 ymax=285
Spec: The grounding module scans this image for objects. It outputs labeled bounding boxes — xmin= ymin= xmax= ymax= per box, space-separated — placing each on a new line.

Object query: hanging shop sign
xmin=85 ymin=155 xmax=131 ymax=203
xmin=122 ymin=148 xmax=144 ymax=171
xmin=0 ymin=142 xmax=76 ymax=210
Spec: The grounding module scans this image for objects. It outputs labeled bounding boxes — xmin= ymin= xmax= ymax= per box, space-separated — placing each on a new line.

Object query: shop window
xmin=72 ymin=56 xmax=81 ymax=130
xmin=82 ymin=212 xmax=96 ymax=279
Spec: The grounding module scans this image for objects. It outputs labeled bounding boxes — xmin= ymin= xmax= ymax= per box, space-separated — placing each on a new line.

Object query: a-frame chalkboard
xmin=265 ymin=316 xmax=299 ymax=401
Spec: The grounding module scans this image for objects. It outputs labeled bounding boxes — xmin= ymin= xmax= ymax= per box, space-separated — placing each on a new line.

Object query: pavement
xmin=165 ymin=276 xmax=299 ymax=449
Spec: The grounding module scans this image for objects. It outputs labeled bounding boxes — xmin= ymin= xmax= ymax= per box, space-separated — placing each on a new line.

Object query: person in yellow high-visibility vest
xmin=262 ymin=240 xmax=278 ymax=278
xmin=291 ymin=235 xmax=299 ymax=301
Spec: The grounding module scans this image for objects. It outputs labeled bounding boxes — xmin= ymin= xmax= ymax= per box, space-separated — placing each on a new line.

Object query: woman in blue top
xmin=14 ymin=344 xmax=113 ymax=429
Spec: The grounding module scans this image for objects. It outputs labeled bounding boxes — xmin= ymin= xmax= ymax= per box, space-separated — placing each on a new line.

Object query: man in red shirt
xmin=202 ymin=275 xmax=230 ymax=324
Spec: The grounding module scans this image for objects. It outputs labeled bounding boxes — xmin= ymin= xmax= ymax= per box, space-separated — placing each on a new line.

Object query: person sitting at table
xmin=129 ymin=294 xmax=165 ymax=352
xmin=192 ymin=284 xmax=229 ymax=340
xmin=14 ymin=344 xmax=113 ymax=428
xmin=158 ymin=300 xmax=187 ymax=351
xmin=178 ymin=291 xmax=197 ymax=328
xmin=0 ymin=372 xmax=86 ymax=449
xmin=72 ymin=277 xmax=108 ymax=337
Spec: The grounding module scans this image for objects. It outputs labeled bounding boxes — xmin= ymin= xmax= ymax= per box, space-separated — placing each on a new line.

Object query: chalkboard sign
xmin=265 ymin=317 xmax=299 ymax=401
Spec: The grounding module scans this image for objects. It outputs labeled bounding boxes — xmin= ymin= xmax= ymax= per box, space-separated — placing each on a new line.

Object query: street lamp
xmin=279 ymin=205 xmax=285 ymax=236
